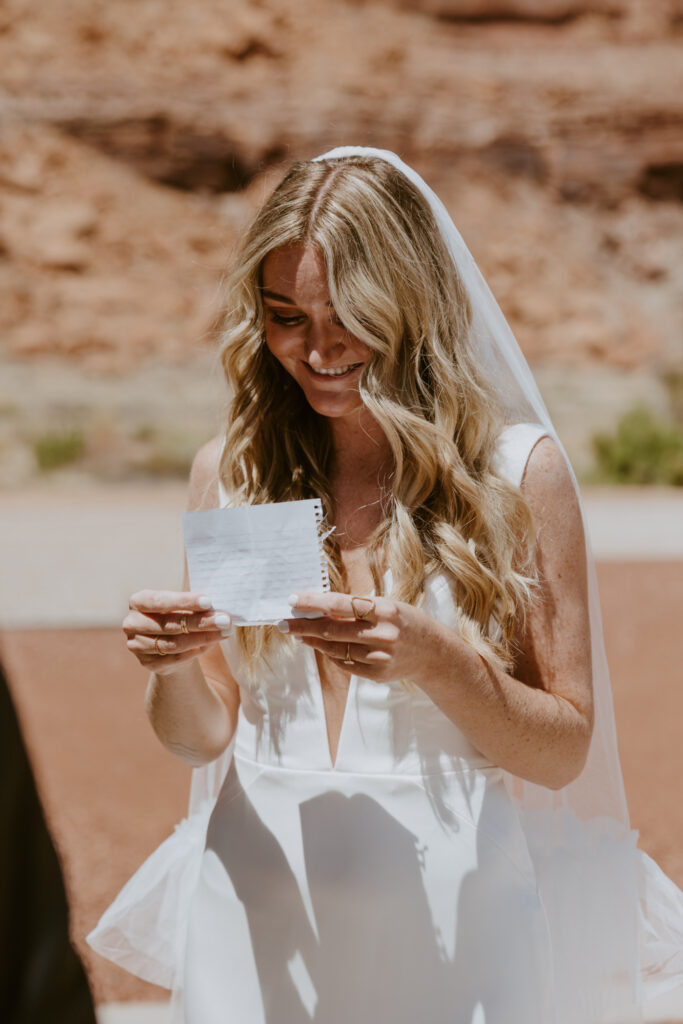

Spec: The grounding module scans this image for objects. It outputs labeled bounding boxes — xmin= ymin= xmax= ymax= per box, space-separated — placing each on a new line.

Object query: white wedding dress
xmin=88 ymin=420 xmax=683 ymax=1023
xmin=182 ymin=421 xmax=555 ymax=1023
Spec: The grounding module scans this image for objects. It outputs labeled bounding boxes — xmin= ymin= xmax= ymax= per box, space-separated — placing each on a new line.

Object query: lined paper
xmin=182 ymin=499 xmax=329 ymax=625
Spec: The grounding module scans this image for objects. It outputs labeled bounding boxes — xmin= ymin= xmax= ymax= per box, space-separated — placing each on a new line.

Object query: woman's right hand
xmin=123 ymin=591 xmax=232 ymax=676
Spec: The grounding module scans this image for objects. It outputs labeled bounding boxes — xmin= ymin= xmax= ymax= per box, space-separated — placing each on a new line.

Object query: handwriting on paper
xmin=182 ymin=499 xmax=329 ymax=625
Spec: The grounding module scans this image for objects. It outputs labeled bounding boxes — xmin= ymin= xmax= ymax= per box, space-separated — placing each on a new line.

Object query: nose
xmin=304 ymin=319 xmax=347 ymax=368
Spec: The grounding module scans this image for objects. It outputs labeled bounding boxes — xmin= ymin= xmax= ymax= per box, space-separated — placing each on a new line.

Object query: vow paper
xmin=182 ymin=498 xmax=330 ymax=626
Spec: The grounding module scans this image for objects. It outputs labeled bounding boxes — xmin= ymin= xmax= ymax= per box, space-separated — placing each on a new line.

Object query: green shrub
xmin=591 ymin=405 xmax=683 ymax=486
xmin=33 ymin=430 xmax=86 ymax=472
xmin=662 ymin=369 xmax=683 ymax=426
xmin=136 ymin=440 xmax=194 ymax=478
xmin=133 ymin=422 xmax=157 ymax=443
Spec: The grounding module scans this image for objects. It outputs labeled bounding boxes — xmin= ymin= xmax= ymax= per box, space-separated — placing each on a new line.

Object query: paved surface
xmin=1 ymin=482 xmax=682 ymax=629
xmin=583 ymin=487 xmax=683 ymax=560
xmin=0 ymin=481 xmax=188 ymax=630
xmin=91 ymin=989 xmax=683 ymax=1022
xmin=95 ymin=988 xmax=683 ymax=1024
xmin=97 ymin=1006 xmax=169 ymax=1024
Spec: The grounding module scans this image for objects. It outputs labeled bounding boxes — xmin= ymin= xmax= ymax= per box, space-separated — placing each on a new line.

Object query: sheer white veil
xmin=309 ymin=145 xmax=683 ymax=1022
xmin=89 ymin=145 xmax=683 ymax=1023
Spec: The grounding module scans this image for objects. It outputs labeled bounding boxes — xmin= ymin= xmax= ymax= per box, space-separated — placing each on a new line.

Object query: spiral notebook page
xmin=182 ymin=498 xmax=330 ymax=626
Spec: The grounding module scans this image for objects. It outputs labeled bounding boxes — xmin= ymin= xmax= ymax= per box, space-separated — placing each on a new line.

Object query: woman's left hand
xmin=277 ymin=592 xmax=444 ymax=685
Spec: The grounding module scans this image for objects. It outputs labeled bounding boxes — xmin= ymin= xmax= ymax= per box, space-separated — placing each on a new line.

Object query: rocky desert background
xmin=1 ymin=0 xmax=682 ymax=486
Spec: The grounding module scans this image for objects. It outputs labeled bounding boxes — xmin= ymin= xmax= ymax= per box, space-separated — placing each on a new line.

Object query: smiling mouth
xmin=304 ymin=362 xmax=363 ymax=379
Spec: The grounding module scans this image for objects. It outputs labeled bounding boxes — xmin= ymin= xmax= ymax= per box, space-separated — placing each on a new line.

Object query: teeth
xmin=312 ymin=364 xmax=359 ymax=376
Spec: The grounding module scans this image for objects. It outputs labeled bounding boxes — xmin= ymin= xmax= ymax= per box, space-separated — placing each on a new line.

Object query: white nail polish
xmin=198 ymin=596 xmax=212 ymax=609
xmin=276 ymin=620 xmax=289 ymax=633
xmin=214 ymin=614 xmax=231 ymax=627
xmin=288 ymin=594 xmax=299 ymax=606
xmin=220 ymin=629 xmax=232 ymax=638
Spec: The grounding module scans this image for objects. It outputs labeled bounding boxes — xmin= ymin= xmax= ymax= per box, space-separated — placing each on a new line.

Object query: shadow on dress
xmin=198 ymin=763 xmax=552 ymax=1024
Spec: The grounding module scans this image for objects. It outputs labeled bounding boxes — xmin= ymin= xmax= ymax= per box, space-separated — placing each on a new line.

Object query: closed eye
xmin=267 ymin=310 xmax=306 ymax=326
xmin=266 ymin=307 xmax=346 ymax=328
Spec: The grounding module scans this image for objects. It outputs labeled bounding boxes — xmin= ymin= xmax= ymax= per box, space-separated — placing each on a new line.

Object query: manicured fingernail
xmin=220 ymin=629 xmax=232 ymax=638
xmin=288 ymin=594 xmax=299 ymax=607
xmin=276 ymin=620 xmax=289 ymax=633
xmin=292 ymin=635 xmax=302 ymax=644
xmin=198 ymin=596 xmax=212 ymax=609
xmin=214 ymin=614 xmax=231 ymax=627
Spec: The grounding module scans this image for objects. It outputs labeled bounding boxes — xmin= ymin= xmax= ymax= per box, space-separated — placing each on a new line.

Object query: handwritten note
xmin=182 ymin=499 xmax=330 ymax=625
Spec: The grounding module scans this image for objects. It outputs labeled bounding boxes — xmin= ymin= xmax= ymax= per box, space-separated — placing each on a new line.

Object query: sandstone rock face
xmin=0 ymin=0 xmax=681 ymax=381
xmin=382 ymin=0 xmax=618 ymax=20
xmin=0 ymin=117 xmax=234 ymax=373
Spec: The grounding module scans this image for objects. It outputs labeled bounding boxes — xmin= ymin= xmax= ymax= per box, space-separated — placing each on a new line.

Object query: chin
xmin=310 ymin=402 xmax=361 ymax=420
xmin=304 ymin=393 xmax=363 ymax=419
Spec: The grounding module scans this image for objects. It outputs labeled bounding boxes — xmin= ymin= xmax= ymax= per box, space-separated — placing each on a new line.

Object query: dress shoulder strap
xmin=491 ymin=421 xmax=550 ymax=489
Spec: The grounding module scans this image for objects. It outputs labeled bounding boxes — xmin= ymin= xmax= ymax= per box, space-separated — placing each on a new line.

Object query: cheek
xmin=264 ymin=331 xmax=311 ymax=390
xmin=264 ymin=329 xmax=296 ymax=367
xmin=345 ymin=331 xmax=372 ymax=360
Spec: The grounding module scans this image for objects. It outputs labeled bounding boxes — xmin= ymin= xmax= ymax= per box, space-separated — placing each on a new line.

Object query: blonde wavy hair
xmin=217 ymin=155 xmax=542 ymax=677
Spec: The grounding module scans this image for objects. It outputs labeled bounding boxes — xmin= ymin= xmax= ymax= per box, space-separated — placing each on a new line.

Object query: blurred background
xmin=0 ymin=0 xmax=682 ymax=1020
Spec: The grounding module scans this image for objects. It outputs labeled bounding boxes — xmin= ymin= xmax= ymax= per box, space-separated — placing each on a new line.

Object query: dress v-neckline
xmin=310 ymin=647 xmax=356 ymax=772
xmin=307 ymin=571 xmax=391 ymax=771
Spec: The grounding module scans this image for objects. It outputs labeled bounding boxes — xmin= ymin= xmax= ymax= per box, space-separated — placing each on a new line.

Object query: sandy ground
xmin=1 ymin=626 xmax=188 ymax=1004
xmin=1 ymin=560 xmax=682 ymax=1008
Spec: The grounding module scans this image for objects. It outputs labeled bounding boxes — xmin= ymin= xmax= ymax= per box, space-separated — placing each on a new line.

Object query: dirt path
xmin=1 ymin=560 xmax=682 ymax=1005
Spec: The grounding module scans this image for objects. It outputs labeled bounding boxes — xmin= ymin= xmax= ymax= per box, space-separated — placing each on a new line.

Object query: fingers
xmin=300 ymin=636 xmax=391 ymax=666
xmin=124 ymin=589 xmax=232 ymax=672
xmin=279 ymin=615 xmax=397 ymax=646
xmin=137 ymin=645 xmax=218 ymax=674
xmin=286 ymin=592 xmax=401 ymax=679
xmin=289 ymin=591 xmax=389 ymax=624
xmin=126 ymin=631 xmax=225 ymax=669
xmin=288 ymin=591 xmax=363 ymax=620
xmin=122 ymin=608 xmax=231 ymax=638
xmin=126 ymin=629 xmax=226 ymax=655
xmin=128 ymin=590 xmax=215 ymax=615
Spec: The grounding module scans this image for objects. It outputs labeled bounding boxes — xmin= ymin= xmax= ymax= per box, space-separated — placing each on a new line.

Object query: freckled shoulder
xmin=492 ymin=424 xmax=586 ymax=572
xmin=519 ymin=436 xmax=588 ymax=613
xmin=520 ymin=435 xmax=581 ymax=524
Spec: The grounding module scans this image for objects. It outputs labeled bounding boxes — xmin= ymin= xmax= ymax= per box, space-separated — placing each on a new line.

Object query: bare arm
xmin=129 ymin=435 xmax=241 ymax=767
xmin=411 ymin=435 xmax=594 ymax=789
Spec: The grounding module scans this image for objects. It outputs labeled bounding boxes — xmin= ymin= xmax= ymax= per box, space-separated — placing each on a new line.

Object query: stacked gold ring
xmin=350 ymin=595 xmax=376 ymax=620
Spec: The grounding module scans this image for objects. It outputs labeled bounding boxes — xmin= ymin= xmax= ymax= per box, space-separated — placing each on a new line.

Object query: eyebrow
xmin=262 ymin=289 xmax=296 ymax=305
xmin=262 ymin=288 xmax=334 ymax=308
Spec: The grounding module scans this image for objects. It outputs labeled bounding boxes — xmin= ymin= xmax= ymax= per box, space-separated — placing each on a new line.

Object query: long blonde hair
xmin=218 ymin=155 xmax=541 ymax=676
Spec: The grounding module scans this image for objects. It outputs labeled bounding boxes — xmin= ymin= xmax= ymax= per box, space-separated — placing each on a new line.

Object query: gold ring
xmin=342 ymin=643 xmax=354 ymax=666
xmin=350 ymin=595 xmax=375 ymax=620
xmin=180 ymin=615 xmax=189 ymax=634
xmin=154 ymin=636 xmax=163 ymax=656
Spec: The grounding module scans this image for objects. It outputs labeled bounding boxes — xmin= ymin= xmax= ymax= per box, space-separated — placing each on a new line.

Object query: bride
xmin=89 ymin=147 xmax=683 ymax=1024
